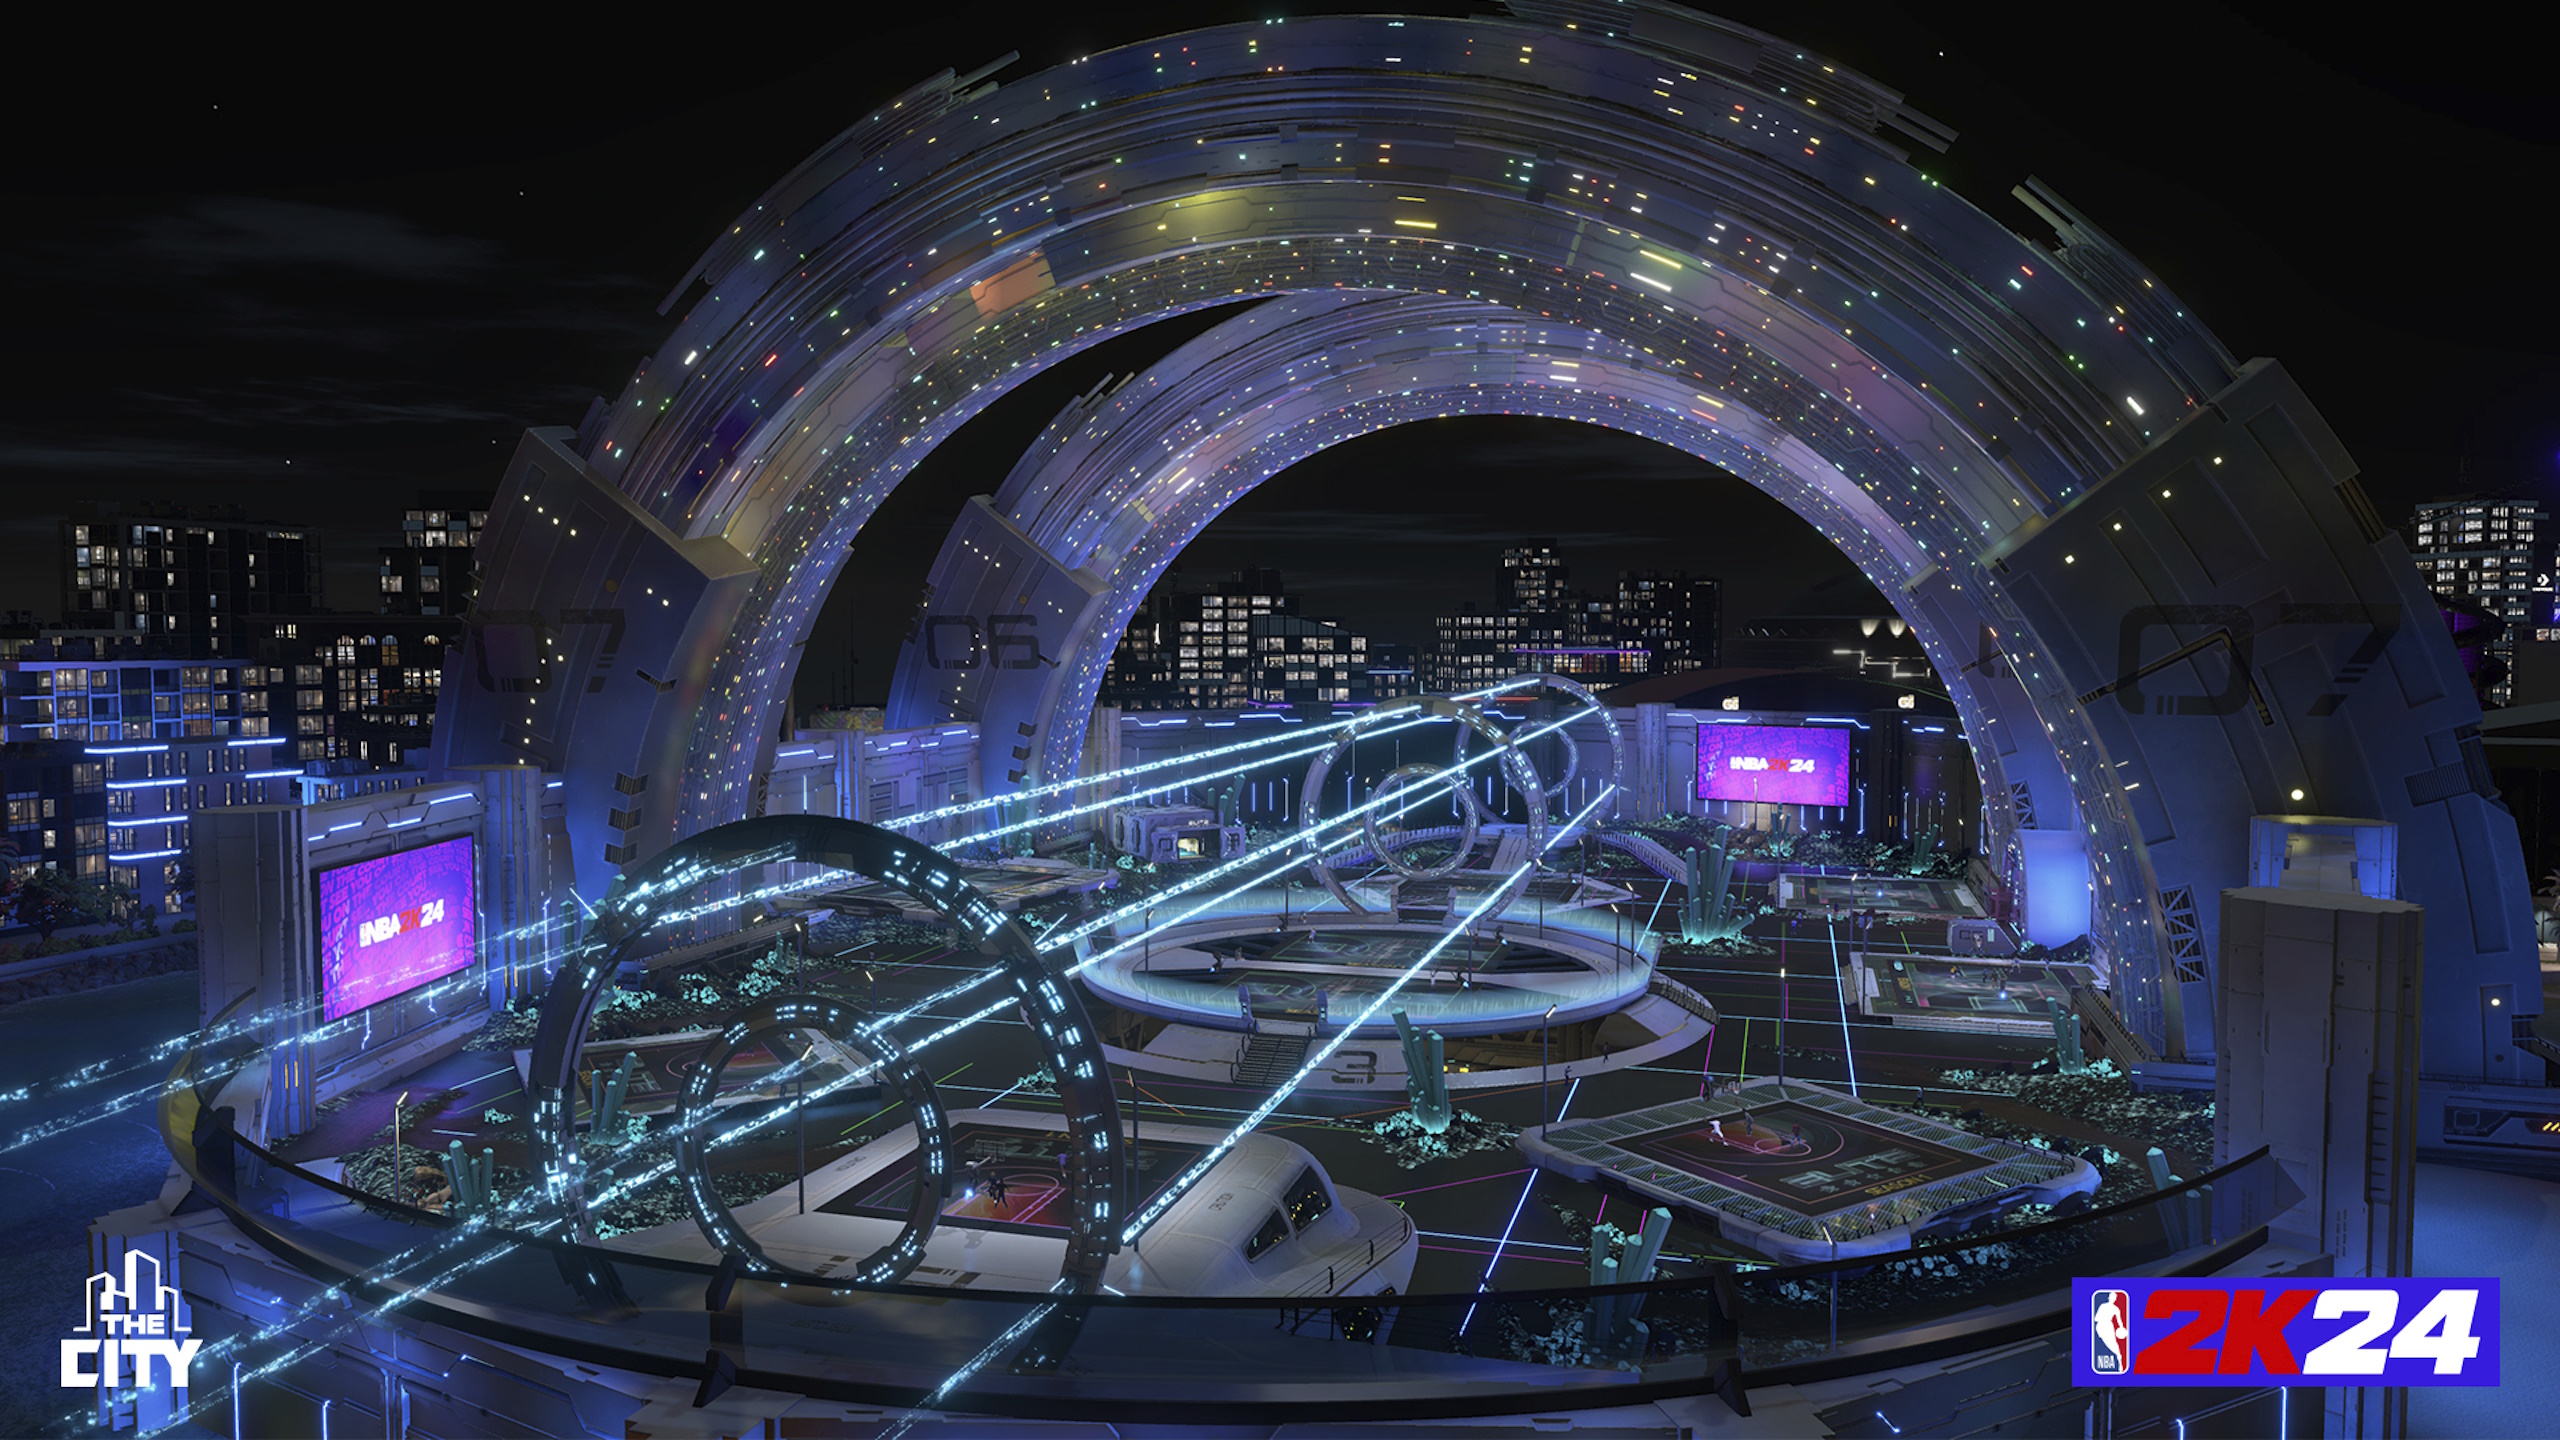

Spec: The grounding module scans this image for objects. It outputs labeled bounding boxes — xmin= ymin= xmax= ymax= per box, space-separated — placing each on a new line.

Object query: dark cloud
xmin=0 ymin=428 xmax=276 ymax=476
xmin=131 ymin=197 xmax=497 ymax=280
xmin=140 ymin=254 xmax=656 ymax=351
xmin=1193 ymin=508 xmax=1689 ymax=552
xmin=121 ymin=378 xmax=558 ymax=431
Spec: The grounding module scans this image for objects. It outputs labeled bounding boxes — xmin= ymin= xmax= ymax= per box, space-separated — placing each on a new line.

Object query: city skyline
xmin=3 ymin=3 xmax=2554 ymax=699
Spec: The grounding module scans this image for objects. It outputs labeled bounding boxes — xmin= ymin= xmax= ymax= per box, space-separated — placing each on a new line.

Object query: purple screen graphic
xmin=317 ymin=835 xmax=477 ymax=1021
xmin=1697 ymin=725 xmax=1852 ymax=807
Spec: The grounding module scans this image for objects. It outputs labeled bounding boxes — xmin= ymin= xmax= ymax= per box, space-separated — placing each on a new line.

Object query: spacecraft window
xmin=1284 ymin=1166 xmax=1334 ymax=1230
xmin=1244 ymin=1208 xmax=1292 ymax=1263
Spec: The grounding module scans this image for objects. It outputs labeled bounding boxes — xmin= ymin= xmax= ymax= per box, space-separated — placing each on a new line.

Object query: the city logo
xmin=2091 ymin=1287 xmax=2131 ymax=1375
xmin=61 ymin=1250 xmax=200 ymax=1391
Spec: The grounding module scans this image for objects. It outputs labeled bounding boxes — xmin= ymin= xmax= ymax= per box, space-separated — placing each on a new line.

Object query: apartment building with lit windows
xmin=2412 ymin=499 xmax=2552 ymax=706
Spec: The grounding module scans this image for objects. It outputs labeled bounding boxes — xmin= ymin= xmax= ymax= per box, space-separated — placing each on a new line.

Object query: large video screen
xmin=316 ymin=834 xmax=477 ymax=1021
xmin=1697 ymin=725 xmax=1853 ymax=807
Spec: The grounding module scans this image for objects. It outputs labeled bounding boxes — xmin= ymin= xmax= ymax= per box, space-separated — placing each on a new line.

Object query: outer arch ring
xmin=524 ymin=814 xmax=1126 ymax=1288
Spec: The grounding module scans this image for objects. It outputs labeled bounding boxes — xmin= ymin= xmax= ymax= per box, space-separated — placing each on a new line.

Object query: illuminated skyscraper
xmin=1249 ymin=614 xmax=1367 ymax=705
xmin=2412 ymin=499 xmax=2551 ymax=706
xmin=1434 ymin=550 xmax=1714 ymax=687
xmin=61 ymin=505 xmax=325 ymax=658
xmin=1496 ymin=540 xmax=1570 ymax=612
xmin=1427 ymin=606 xmax=1571 ymax=691
xmin=1616 ymin=571 xmax=1720 ymax=672
xmin=379 ymin=495 xmax=489 ymax=617
xmin=1102 ymin=568 xmax=1298 ymax=708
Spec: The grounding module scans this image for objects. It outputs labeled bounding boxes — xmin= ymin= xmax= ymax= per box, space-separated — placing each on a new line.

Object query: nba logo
xmin=2091 ymin=1289 xmax=2131 ymax=1375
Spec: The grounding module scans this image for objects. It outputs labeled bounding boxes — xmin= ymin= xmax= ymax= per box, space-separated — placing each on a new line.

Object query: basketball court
xmin=1518 ymin=1078 xmax=2099 ymax=1263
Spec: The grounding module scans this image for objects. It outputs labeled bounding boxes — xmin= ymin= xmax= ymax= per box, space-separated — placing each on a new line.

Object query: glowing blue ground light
xmin=863 ymin=701 xmax=1602 ymax=1039
xmin=5 ymin=685 xmax=1530 ymax=1145
xmin=876 ymin=793 xmax=1613 ymax=1436
xmin=1825 ymin=914 xmax=1860 ymax=1097
xmin=1459 ymin=1074 xmax=1581 ymax=1337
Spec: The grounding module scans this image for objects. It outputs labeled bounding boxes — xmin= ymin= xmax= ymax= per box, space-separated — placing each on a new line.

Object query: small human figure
xmin=988 ymin=1172 xmax=1009 ymax=1206
xmin=1792 ymin=1120 xmax=1805 ymax=1144
xmin=1709 ymin=1119 xmax=1726 ymax=1142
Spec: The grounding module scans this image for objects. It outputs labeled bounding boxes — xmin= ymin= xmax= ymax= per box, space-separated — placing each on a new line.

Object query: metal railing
xmin=159 ymin=1027 xmax=2281 ymax=1424
xmin=1646 ymin=972 xmax=1722 ymax=1027
xmin=1282 ymin=1207 xmax=1416 ymax=1303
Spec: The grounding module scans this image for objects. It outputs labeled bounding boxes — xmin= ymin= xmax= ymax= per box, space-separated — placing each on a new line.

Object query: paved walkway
xmin=2409 ymin=1160 xmax=2560 ymax=1437
xmin=1601 ymin=829 xmax=1691 ymax=880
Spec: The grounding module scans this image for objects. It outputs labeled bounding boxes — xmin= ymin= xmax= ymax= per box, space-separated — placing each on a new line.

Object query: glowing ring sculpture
xmin=1298 ymin=696 xmax=1546 ymax=917
xmin=451 ymin=0 xmax=2536 ymax=1086
xmin=525 ymin=815 xmax=1125 ymax=1286
xmin=1452 ymin=674 xmax=1627 ymax=824
xmin=676 ymin=994 xmax=948 ymax=1288
xmin=1360 ymin=762 xmax=1489 ymax=881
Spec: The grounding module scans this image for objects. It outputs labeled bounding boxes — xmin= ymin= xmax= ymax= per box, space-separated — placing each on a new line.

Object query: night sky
xmin=6 ymin=3 xmax=2554 ymax=708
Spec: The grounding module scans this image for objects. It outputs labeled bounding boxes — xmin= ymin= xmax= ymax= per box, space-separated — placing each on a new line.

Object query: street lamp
xmin=1821 ymin=1221 xmax=1839 ymax=1353
xmin=1777 ymin=959 xmax=1789 ymax=1091
xmin=1776 ymin=909 xmax=1802 ymax=1092
xmin=796 ymin=1029 xmax=809 ymax=1216
xmin=391 ymin=1089 xmax=409 ymax=1201
xmin=1541 ymin=1002 xmax=1559 ymax=1136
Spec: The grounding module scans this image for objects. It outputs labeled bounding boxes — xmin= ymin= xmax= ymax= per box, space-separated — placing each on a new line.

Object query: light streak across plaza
xmin=890 ymin=784 xmax=1618 ymax=1422
xmin=1121 ymin=785 xmax=1617 ymax=1243
xmin=0 ymin=699 xmax=1443 ymax=1145
xmin=118 ymin=717 xmax=1569 ymax=1430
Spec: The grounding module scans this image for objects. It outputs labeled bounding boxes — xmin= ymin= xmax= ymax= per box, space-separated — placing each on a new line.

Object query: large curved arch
xmin=884 ymin=291 xmax=1995 ymax=821
xmin=444 ymin=2 xmax=2533 ymax=1084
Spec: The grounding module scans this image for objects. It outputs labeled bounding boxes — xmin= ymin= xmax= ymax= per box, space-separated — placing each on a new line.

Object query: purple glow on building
xmin=316 ymin=834 xmax=478 ymax=1021
xmin=1696 ymin=725 xmax=1852 ymax=807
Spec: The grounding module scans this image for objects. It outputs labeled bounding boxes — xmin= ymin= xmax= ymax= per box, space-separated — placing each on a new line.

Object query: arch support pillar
xmin=435 ymin=429 xmax=758 ymax=898
xmin=1986 ymin=359 xmax=2535 ymax=1073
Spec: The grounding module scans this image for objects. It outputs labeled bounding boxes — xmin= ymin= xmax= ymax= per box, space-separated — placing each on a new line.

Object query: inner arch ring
xmin=1452 ymin=673 xmax=1628 ymax=824
xmin=1299 ymin=697 xmax=1546 ymax=917
xmin=677 ymin=994 xmax=948 ymax=1288
xmin=1361 ymin=762 xmax=1491 ymax=882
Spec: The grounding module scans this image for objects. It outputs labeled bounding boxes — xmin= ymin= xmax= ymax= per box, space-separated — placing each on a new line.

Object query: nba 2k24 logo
xmin=2073 ymin=1278 xmax=2500 ymax=1387
xmin=61 ymin=1250 xmax=200 ymax=1391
